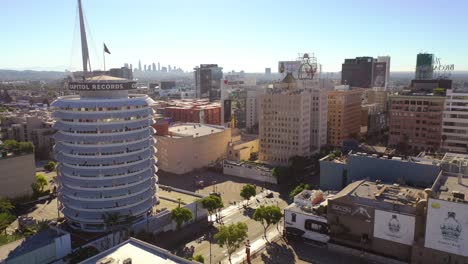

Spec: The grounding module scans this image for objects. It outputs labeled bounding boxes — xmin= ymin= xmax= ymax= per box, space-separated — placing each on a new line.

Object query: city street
xmin=178 ymin=190 xmax=288 ymax=264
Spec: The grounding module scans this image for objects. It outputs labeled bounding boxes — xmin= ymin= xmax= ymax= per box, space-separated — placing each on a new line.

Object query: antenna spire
xmin=78 ymin=0 xmax=90 ymax=77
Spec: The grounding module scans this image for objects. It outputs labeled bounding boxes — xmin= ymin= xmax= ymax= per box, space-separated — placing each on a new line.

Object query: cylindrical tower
xmin=52 ymin=76 xmax=158 ymax=232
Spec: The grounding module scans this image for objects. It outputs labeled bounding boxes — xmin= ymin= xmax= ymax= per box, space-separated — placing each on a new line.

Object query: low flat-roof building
xmin=319 ymin=151 xmax=441 ymax=191
xmin=412 ymin=168 xmax=468 ymax=264
xmin=0 ymin=151 xmax=35 ymax=198
xmin=156 ymin=123 xmax=231 ymax=174
xmin=284 ymin=190 xmax=332 ymax=243
xmin=79 ymin=237 xmax=195 ymax=264
xmin=327 ymin=180 xmax=427 ymax=262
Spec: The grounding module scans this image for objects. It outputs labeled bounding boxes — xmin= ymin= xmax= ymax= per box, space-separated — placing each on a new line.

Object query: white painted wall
xmin=284 ymin=208 xmax=330 ymax=243
xmin=223 ymin=161 xmax=277 ymax=184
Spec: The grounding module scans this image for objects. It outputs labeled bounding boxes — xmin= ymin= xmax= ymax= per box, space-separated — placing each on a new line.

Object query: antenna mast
xmin=78 ymin=0 xmax=91 ymax=77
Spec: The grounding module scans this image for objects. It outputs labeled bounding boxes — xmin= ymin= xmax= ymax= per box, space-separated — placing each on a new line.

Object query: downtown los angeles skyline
xmin=1 ymin=0 xmax=468 ymax=72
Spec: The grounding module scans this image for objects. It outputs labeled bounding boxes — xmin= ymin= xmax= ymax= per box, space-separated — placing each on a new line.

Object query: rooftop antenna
xmin=78 ymin=0 xmax=91 ymax=78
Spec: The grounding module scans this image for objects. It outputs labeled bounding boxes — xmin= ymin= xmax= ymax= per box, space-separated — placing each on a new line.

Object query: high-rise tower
xmin=52 ymin=0 xmax=157 ymax=232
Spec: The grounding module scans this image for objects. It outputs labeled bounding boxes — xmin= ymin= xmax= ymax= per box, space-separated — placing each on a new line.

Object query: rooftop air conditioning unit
xmin=97 ymin=257 xmax=115 ymax=264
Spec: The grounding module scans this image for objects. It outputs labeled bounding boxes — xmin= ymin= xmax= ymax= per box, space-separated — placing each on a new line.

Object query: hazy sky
xmin=1 ymin=0 xmax=467 ymax=72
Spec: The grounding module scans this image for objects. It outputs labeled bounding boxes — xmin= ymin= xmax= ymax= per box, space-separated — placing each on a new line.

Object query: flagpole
xmin=103 ymin=43 xmax=106 ymax=71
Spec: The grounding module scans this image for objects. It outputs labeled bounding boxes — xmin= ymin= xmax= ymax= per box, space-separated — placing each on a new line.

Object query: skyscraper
xmin=377 ymin=56 xmax=391 ymax=89
xmin=194 ymin=64 xmax=223 ymax=101
xmin=341 ymin=57 xmax=374 ymax=88
xmin=158 ymin=62 xmax=160 ymax=71
xmin=152 ymin=63 xmax=156 ymax=72
xmin=138 ymin=60 xmax=142 ymax=71
xmin=415 ymin=53 xmax=434 ymax=80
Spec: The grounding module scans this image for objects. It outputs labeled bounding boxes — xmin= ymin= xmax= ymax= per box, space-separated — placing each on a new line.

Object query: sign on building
xmin=425 ymin=198 xmax=468 ymax=257
xmin=373 ymin=210 xmax=415 ymax=245
xmin=278 ymin=61 xmax=301 ymax=78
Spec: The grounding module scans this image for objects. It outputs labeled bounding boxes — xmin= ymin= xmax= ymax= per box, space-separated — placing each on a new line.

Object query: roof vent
xmin=97 ymin=257 xmax=115 ymax=264
xmin=123 ymin=258 xmax=132 ymax=264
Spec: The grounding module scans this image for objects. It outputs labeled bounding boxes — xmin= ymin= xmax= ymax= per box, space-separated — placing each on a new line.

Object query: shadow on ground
xmin=259 ymin=240 xmax=296 ymax=264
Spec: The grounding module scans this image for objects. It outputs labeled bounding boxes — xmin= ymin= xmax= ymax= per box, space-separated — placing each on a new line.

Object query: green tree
xmin=35 ymin=174 xmax=48 ymax=192
xmin=18 ymin=142 xmax=34 ymax=154
xmin=3 ymin=140 xmax=19 ymax=152
xmin=44 ymin=161 xmax=56 ymax=172
xmin=200 ymin=195 xmax=223 ymax=223
xmin=68 ymin=246 xmax=100 ymax=264
xmin=0 ymin=198 xmax=14 ymax=213
xmin=240 ymin=184 xmax=256 ymax=206
xmin=102 ymin=212 xmax=121 ymax=244
xmin=192 ymin=254 xmax=205 ymax=263
xmin=289 ymin=183 xmax=311 ymax=199
xmin=252 ymin=205 xmax=282 ymax=242
xmin=0 ymin=212 xmax=15 ymax=235
xmin=214 ymin=222 xmax=248 ymax=264
xmin=171 ymin=205 xmax=193 ymax=230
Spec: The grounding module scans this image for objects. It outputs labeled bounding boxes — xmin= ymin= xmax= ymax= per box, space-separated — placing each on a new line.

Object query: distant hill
xmin=0 ymin=70 xmax=67 ymax=81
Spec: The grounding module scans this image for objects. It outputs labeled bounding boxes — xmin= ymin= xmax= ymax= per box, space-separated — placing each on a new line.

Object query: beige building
xmin=259 ymin=74 xmax=311 ymax=165
xmin=365 ymin=88 xmax=388 ymax=112
xmin=327 ymin=86 xmax=363 ymax=146
xmin=0 ymin=153 xmax=35 ymax=198
xmin=227 ymin=134 xmax=259 ymax=162
xmin=156 ymin=123 xmax=231 ymax=174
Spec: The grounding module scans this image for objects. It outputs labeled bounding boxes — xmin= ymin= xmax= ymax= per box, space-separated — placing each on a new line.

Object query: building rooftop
xmin=285 ymin=190 xmax=334 ymax=217
xmin=432 ymin=172 xmax=468 ymax=203
xmin=79 ymin=238 xmax=194 ymax=264
xmin=330 ymin=180 xmax=426 ymax=207
xmin=167 ymin=123 xmax=226 ymax=138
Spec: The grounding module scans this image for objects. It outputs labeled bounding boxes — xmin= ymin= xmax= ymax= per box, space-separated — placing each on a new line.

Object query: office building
xmin=411 ymin=79 xmax=452 ymax=92
xmin=441 ymin=89 xmax=468 ymax=153
xmin=265 ymin=68 xmax=271 ymax=75
xmin=194 ymin=64 xmax=223 ymax=101
xmin=341 ymin=56 xmax=389 ymax=89
xmin=156 ymin=123 xmax=230 ymax=174
xmin=377 ymin=56 xmax=390 ymax=89
xmin=158 ymin=62 xmax=160 ymax=71
xmin=160 ymin=81 xmax=176 ymax=90
xmin=259 ymin=73 xmax=311 ymax=165
xmin=388 ymin=94 xmax=445 ymax=153
xmin=327 ymin=86 xmax=363 ymax=146
xmin=341 ymin=57 xmax=374 ymax=88
xmin=138 ymin=60 xmax=142 ymax=71
xmin=365 ymin=88 xmax=388 ymax=112
xmin=220 ymin=74 xmax=258 ymax=128
xmin=246 ymin=90 xmax=264 ymax=133
xmin=52 ymin=75 xmax=158 ymax=232
xmin=308 ymin=86 xmax=328 ymax=152
xmin=164 ymin=99 xmax=221 ymax=125
xmin=109 ymin=67 xmax=133 ymax=80
xmin=415 ymin=53 xmax=434 ymax=80
xmin=152 ymin=63 xmax=156 ymax=72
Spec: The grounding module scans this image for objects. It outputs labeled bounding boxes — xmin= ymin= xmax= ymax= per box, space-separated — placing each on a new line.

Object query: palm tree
xmin=102 ymin=212 xmax=121 ymax=245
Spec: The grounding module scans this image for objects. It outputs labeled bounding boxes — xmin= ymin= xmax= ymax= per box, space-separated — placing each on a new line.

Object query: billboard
xmin=278 ymin=61 xmax=301 ymax=78
xmin=373 ymin=210 xmax=415 ymax=245
xmin=372 ymin=62 xmax=387 ymax=88
xmin=425 ymin=198 xmax=468 ymax=256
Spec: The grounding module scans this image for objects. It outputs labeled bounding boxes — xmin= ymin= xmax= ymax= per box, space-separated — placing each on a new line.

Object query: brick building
xmin=164 ymin=99 xmax=221 ymax=125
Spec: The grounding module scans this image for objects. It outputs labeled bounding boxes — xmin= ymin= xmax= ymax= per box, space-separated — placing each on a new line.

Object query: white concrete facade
xmin=442 ymin=89 xmax=468 ymax=153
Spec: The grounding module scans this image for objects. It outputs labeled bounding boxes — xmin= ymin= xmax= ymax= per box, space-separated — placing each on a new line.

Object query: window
xmin=291 ymin=213 xmax=296 ymax=222
xmin=304 ymin=220 xmax=329 ymax=234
